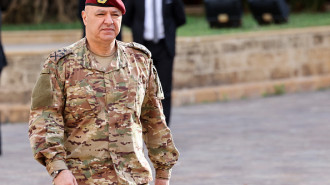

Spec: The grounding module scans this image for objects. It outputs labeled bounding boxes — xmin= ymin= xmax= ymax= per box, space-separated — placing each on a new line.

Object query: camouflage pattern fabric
xmin=28 ymin=38 xmax=179 ymax=185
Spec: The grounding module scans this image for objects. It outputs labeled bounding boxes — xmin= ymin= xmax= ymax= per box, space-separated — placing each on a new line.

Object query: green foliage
xmin=3 ymin=12 xmax=330 ymax=36
xmin=222 ymin=94 xmax=229 ymax=102
xmin=318 ymin=86 xmax=330 ymax=91
xmin=263 ymin=84 xmax=286 ymax=97
xmin=177 ymin=12 xmax=330 ymax=37
xmin=289 ymin=0 xmax=327 ymax=12
xmin=273 ymin=84 xmax=286 ymax=96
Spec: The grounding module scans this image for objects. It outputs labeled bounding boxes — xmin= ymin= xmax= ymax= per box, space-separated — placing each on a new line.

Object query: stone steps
xmin=3 ymin=30 xmax=82 ymax=45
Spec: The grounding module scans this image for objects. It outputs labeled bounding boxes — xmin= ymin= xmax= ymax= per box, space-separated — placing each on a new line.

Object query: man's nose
xmin=104 ymin=14 xmax=114 ymax=24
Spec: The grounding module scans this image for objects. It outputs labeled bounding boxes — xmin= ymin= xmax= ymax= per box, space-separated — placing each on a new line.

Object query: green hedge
xmin=289 ymin=0 xmax=328 ymax=11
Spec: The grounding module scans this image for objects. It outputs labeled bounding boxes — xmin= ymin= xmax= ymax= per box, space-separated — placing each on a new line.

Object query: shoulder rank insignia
xmin=127 ymin=42 xmax=152 ymax=58
xmin=49 ymin=47 xmax=73 ymax=63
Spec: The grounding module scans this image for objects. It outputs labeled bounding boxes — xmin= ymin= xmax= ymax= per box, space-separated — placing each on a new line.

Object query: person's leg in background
xmin=78 ymin=0 xmax=85 ymax=37
xmin=0 ymin=10 xmax=7 ymax=75
xmin=144 ymin=40 xmax=174 ymax=126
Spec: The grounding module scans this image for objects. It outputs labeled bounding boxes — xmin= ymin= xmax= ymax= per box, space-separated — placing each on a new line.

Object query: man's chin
xmin=99 ymin=35 xmax=116 ymax=42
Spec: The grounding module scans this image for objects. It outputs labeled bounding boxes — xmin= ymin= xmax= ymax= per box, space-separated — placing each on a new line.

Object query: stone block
xmin=172 ymin=90 xmax=195 ymax=106
xmin=260 ymin=38 xmax=285 ymax=50
xmin=313 ymin=34 xmax=324 ymax=46
xmin=287 ymin=35 xmax=309 ymax=49
xmin=243 ymin=83 xmax=268 ymax=97
xmin=194 ymin=87 xmax=218 ymax=103
xmin=318 ymin=76 xmax=330 ymax=88
xmin=0 ymin=91 xmax=31 ymax=104
xmin=246 ymin=52 xmax=275 ymax=70
xmin=218 ymin=85 xmax=245 ymax=101
xmin=0 ymin=104 xmax=30 ymax=123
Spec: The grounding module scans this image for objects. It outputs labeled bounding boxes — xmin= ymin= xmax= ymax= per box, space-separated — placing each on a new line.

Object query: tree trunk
xmin=3 ymin=0 xmax=78 ymax=24
xmin=33 ymin=0 xmax=48 ymax=23
xmin=56 ymin=0 xmax=70 ymax=23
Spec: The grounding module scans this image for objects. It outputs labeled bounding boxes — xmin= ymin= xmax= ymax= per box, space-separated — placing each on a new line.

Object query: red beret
xmin=85 ymin=0 xmax=126 ymax=14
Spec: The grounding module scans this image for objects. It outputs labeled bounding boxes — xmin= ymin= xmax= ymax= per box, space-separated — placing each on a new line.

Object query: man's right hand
xmin=53 ymin=170 xmax=78 ymax=185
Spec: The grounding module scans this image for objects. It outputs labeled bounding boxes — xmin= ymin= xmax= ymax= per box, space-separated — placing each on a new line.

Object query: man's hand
xmin=53 ymin=170 xmax=78 ymax=185
xmin=155 ymin=179 xmax=169 ymax=185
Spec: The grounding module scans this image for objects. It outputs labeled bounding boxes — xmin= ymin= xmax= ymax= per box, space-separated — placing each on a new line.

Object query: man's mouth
xmin=102 ymin=27 xmax=115 ymax=32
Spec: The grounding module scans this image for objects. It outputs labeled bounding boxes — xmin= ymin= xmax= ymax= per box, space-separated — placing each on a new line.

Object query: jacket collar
xmin=75 ymin=38 xmax=128 ymax=73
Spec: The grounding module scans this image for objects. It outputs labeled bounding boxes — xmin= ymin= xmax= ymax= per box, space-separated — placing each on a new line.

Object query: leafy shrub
xmin=289 ymin=0 xmax=328 ymax=12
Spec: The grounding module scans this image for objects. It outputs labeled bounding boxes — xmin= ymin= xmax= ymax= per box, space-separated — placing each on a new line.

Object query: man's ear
xmin=82 ymin=11 xmax=87 ymax=26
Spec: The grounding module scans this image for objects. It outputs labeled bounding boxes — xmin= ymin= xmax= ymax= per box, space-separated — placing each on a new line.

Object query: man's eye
xmin=97 ymin=14 xmax=105 ymax=16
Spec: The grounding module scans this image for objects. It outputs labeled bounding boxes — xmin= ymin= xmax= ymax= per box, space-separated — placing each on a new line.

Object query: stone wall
xmin=173 ymin=27 xmax=330 ymax=89
xmin=1 ymin=52 xmax=49 ymax=103
xmin=2 ymin=26 xmax=330 ymax=122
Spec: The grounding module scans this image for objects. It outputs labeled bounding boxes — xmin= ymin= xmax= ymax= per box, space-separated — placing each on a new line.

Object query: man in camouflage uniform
xmin=28 ymin=0 xmax=179 ymax=185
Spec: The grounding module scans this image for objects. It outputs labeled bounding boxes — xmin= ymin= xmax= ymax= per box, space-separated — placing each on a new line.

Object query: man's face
xmin=82 ymin=6 xmax=122 ymax=43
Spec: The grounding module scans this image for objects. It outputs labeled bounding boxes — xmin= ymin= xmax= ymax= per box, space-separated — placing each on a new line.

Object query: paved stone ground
xmin=1 ymin=90 xmax=330 ymax=185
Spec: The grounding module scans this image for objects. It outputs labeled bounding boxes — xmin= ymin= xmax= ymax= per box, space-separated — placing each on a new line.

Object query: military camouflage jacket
xmin=29 ymin=38 xmax=179 ymax=185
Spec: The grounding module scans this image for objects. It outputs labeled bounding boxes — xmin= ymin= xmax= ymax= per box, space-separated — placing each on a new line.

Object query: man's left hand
xmin=155 ymin=179 xmax=169 ymax=185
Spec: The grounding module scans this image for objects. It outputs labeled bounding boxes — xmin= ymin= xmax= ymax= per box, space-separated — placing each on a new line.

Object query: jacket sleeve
xmin=173 ymin=0 xmax=186 ymax=27
xmin=28 ymin=59 xmax=68 ymax=176
xmin=140 ymin=60 xmax=180 ymax=180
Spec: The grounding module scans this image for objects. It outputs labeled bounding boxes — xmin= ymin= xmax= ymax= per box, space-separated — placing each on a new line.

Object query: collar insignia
xmin=97 ymin=0 xmax=108 ymax=4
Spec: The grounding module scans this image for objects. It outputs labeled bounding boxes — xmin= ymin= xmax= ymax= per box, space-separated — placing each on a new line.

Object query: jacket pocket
xmin=65 ymin=83 xmax=100 ymax=120
xmin=106 ymin=67 xmax=146 ymax=112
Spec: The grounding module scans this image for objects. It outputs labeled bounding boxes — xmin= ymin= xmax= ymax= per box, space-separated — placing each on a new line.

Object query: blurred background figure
xmin=247 ymin=0 xmax=289 ymax=25
xmin=204 ymin=0 xmax=243 ymax=28
xmin=0 ymin=0 xmax=10 ymax=157
xmin=123 ymin=0 xmax=186 ymax=126
xmin=0 ymin=0 xmax=10 ymax=76
xmin=78 ymin=0 xmax=86 ymax=37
